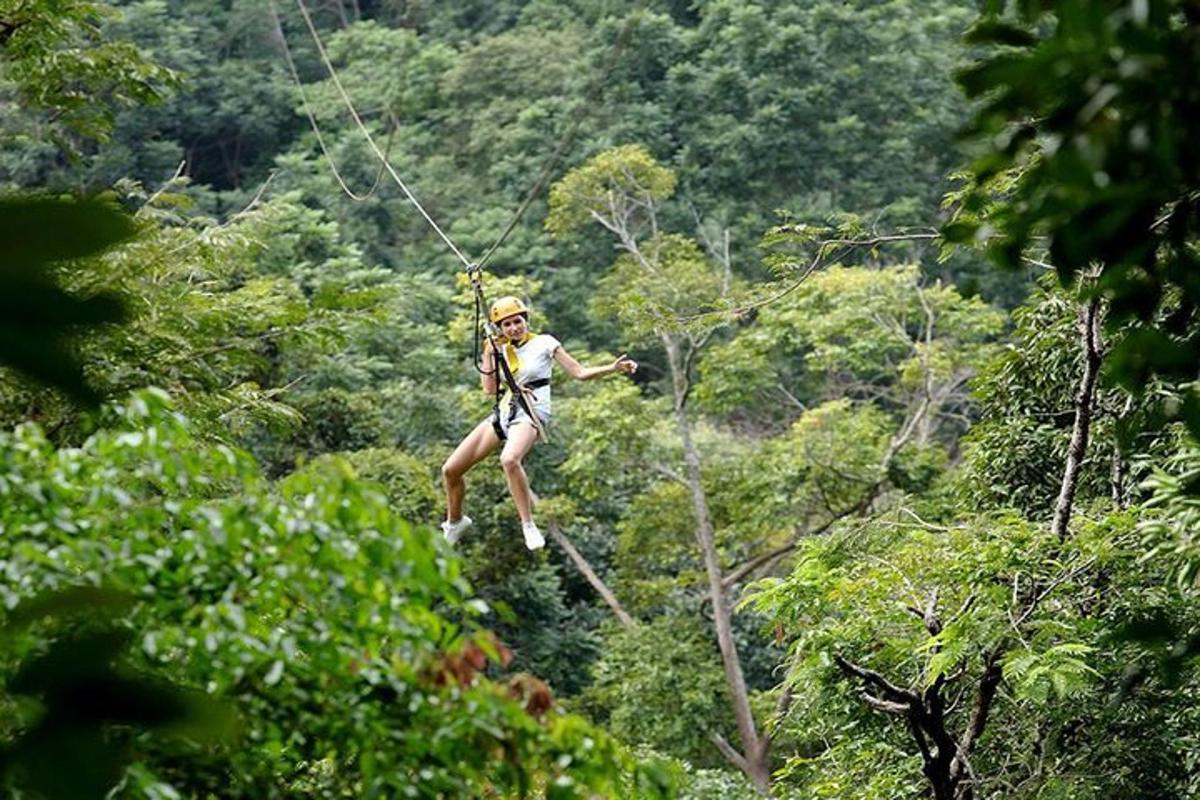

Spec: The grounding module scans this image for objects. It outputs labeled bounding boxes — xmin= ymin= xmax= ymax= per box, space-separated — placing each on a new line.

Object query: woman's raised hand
xmin=613 ymin=354 xmax=638 ymax=375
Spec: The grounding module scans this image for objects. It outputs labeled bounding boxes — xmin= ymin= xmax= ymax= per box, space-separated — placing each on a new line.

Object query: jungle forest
xmin=2 ymin=0 xmax=1200 ymax=798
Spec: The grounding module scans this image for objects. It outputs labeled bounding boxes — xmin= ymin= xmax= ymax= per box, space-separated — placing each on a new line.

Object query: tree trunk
xmin=839 ymin=626 xmax=1002 ymax=800
xmin=1110 ymin=394 xmax=1134 ymax=509
xmin=1051 ymin=297 xmax=1103 ymax=540
xmin=1110 ymin=445 xmax=1126 ymax=509
xmin=664 ymin=335 xmax=772 ymax=795
xmin=544 ymin=520 xmax=634 ymax=627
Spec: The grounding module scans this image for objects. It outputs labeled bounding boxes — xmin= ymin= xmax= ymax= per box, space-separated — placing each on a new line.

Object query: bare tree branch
xmin=834 ymin=654 xmax=920 ymax=704
xmin=721 ymin=514 xmax=845 ymax=591
xmin=710 ymin=733 xmax=750 ymax=775
xmin=723 ymin=541 xmax=800 ymax=590
xmin=677 ymin=231 xmax=940 ymax=323
xmin=862 ymin=693 xmax=910 ymax=714
xmin=1009 ymin=556 xmax=1096 ymax=631
xmin=1051 ymin=296 xmax=1104 ymax=540
xmin=545 ymin=520 xmax=635 ymax=627
xmin=954 ymin=649 xmax=1004 ymax=777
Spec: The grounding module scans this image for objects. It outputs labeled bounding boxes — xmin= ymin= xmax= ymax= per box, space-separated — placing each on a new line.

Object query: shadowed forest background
xmin=2 ymin=0 xmax=1200 ymax=797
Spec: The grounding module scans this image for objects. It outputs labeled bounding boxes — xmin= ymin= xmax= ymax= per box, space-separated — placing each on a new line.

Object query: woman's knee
xmin=442 ymin=458 xmax=463 ymax=482
xmin=499 ymin=451 xmax=523 ymax=473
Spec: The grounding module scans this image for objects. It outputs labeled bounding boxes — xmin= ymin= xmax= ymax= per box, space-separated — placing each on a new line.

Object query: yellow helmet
xmin=489 ymin=295 xmax=529 ymax=324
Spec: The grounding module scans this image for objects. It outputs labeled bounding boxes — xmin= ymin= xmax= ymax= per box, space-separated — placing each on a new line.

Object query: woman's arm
xmin=554 ymin=347 xmax=638 ymax=380
xmin=480 ymin=339 xmax=499 ymax=394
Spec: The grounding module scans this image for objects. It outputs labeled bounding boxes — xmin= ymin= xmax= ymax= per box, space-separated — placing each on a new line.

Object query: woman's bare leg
xmin=498 ymin=422 xmax=540 ymax=523
xmin=442 ymin=419 xmax=501 ymax=521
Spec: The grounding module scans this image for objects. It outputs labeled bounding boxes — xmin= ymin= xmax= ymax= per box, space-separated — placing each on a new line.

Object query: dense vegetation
xmin=2 ymin=0 xmax=1199 ymax=798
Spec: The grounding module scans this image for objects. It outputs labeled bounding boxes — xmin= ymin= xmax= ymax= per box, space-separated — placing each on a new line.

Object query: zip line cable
xmin=273 ymin=0 xmax=396 ymax=202
xmin=282 ymin=0 xmax=497 ymax=369
xmin=285 ymin=0 xmax=474 ymax=268
xmin=272 ymin=0 xmax=645 ymax=388
xmin=473 ymin=7 xmax=643 ymax=271
xmin=273 ymin=0 xmax=644 ymax=275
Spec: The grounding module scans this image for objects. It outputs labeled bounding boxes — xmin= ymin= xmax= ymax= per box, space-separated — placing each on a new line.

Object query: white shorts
xmin=490 ymin=403 xmax=550 ymax=440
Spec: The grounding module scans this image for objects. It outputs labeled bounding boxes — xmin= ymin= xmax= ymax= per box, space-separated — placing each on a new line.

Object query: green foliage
xmin=612 ymin=481 xmax=699 ymax=614
xmin=1140 ymin=445 xmax=1200 ymax=588
xmin=698 ymin=263 xmax=1002 ymax=436
xmin=1003 ymin=643 xmax=1098 ymax=703
xmin=580 ymin=618 xmax=733 ymax=766
xmin=952 ymin=0 xmax=1200 ymax=411
xmin=546 ymin=144 xmax=677 ymax=236
xmin=460 ymin=552 xmax=606 ymax=699
xmin=5 ymin=0 xmax=996 ymax=309
xmin=956 ymin=277 xmax=1167 ymax=519
xmin=955 ymin=282 xmax=1094 ymax=514
xmin=592 ymin=234 xmax=727 ymax=340
xmin=769 ymin=399 xmax=893 ymax=511
xmin=753 ymin=513 xmax=1036 ymax=687
xmin=0 ymin=0 xmax=180 ymax=149
xmin=674 ymin=765 xmax=759 ymax=800
xmin=0 ymin=188 xmax=468 ymax=459
xmin=0 ymin=587 xmax=226 ymax=800
xmin=292 ymin=447 xmax=440 ymax=525
xmin=750 ymin=499 xmax=1200 ymax=798
xmin=11 ymin=2 xmax=1200 ymax=797
xmin=558 ymin=378 xmax=670 ymax=502
xmin=0 ymin=391 xmax=672 ymax=798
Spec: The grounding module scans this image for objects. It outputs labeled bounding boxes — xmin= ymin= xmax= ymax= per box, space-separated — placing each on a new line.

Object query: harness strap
xmin=492 ymin=378 xmax=551 ymax=442
xmin=498 ymin=378 xmax=551 ymax=397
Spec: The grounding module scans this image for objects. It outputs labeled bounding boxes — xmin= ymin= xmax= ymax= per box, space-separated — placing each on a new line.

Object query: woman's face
xmin=499 ymin=313 xmax=528 ymax=340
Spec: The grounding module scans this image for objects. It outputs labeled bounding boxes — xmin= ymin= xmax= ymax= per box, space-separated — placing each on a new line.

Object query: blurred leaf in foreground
xmin=0 ymin=195 xmax=132 ymax=404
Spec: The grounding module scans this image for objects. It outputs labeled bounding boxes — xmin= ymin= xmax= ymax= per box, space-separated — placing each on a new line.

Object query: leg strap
xmin=492 ymin=405 xmax=507 ymax=442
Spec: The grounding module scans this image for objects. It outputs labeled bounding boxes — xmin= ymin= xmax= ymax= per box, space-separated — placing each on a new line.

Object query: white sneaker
xmin=441 ymin=515 xmax=472 ymax=545
xmin=522 ymin=521 xmax=545 ymax=551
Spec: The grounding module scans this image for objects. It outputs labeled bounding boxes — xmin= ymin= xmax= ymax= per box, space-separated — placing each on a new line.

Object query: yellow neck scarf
xmin=500 ymin=332 xmax=534 ymax=374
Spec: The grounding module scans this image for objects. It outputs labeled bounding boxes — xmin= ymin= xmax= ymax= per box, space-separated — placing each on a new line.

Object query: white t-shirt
xmin=501 ymin=333 xmax=560 ymax=418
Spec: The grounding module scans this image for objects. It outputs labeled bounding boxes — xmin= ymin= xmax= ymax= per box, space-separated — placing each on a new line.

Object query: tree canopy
xmin=2 ymin=1 xmax=1199 ymax=798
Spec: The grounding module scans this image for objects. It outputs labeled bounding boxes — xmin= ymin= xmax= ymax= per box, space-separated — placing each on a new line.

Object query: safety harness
xmin=492 ymin=377 xmax=551 ymax=442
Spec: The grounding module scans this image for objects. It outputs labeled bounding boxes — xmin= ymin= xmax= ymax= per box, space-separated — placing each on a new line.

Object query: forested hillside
xmin=2 ymin=0 xmax=1199 ymax=798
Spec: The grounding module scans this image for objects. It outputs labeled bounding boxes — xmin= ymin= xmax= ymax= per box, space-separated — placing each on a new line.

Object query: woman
xmin=441 ymin=296 xmax=638 ymax=550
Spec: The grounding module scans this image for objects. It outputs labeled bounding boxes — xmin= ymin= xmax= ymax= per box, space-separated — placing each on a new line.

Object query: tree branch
xmin=834 ymin=654 xmax=920 ymax=704
xmin=1009 ymin=556 xmax=1096 ymax=631
xmin=862 ymin=693 xmax=910 ymax=714
xmin=953 ymin=648 xmax=1004 ymax=778
xmin=544 ymin=520 xmax=634 ymax=628
xmin=710 ymin=732 xmax=750 ymax=775
xmin=723 ymin=541 xmax=799 ymax=590
xmin=1050 ymin=296 xmax=1103 ymax=540
xmin=676 ymin=231 xmax=940 ymax=323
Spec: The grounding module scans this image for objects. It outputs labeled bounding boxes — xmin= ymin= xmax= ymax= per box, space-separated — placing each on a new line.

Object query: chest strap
xmin=497 ymin=377 xmax=551 ymax=398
